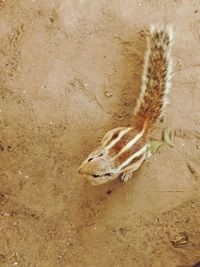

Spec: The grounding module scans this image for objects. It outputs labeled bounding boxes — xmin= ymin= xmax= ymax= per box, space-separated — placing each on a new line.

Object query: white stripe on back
xmin=117 ymin=144 xmax=147 ymax=171
xmin=105 ymin=128 xmax=131 ymax=150
xmin=113 ymin=128 xmax=144 ymax=159
xmin=122 ymin=151 xmax=146 ymax=173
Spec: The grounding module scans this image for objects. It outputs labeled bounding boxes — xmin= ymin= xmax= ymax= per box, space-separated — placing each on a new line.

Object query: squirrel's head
xmin=78 ymin=146 xmax=119 ymax=185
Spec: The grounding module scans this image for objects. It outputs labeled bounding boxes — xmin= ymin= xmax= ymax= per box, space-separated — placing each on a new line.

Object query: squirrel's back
xmin=134 ymin=24 xmax=173 ymax=132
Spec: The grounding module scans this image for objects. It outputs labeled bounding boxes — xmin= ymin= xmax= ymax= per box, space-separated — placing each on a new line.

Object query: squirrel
xmin=78 ymin=24 xmax=174 ymax=185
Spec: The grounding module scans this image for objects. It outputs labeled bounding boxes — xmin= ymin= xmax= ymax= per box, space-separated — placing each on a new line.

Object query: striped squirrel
xmin=78 ymin=24 xmax=173 ymax=185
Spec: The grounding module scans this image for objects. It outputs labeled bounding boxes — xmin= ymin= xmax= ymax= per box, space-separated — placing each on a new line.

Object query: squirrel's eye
xmin=88 ymin=158 xmax=93 ymax=162
xmin=98 ymin=153 xmax=103 ymax=157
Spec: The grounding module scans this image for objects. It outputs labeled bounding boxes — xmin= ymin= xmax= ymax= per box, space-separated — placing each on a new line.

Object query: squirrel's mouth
xmin=92 ymin=173 xmax=112 ymax=178
xmin=85 ymin=172 xmax=119 ymax=185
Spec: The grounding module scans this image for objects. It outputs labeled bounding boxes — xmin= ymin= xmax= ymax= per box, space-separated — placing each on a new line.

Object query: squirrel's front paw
xmin=121 ymin=172 xmax=132 ymax=182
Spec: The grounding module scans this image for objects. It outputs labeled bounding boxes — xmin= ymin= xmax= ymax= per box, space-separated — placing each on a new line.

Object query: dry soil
xmin=0 ymin=0 xmax=200 ymax=266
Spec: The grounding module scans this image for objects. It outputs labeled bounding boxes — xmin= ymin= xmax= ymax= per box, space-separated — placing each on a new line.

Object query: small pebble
xmin=8 ymin=146 xmax=12 ymax=151
xmin=13 ymin=263 xmax=18 ymax=266
xmin=104 ymin=91 xmax=113 ymax=97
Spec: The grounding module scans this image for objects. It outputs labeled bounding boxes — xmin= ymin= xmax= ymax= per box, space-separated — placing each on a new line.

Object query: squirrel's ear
xmin=101 ymin=127 xmax=128 ymax=146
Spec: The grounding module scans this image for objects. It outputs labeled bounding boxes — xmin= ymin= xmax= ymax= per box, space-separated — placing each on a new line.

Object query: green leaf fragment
xmin=162 ymin=127 xmax=175 ymax=147
xmin=148 ymin=140 xmax=163 ymax=155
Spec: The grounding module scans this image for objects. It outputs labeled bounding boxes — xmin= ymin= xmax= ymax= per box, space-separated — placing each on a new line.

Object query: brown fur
xmin=115 ymin=137 xmax=146 ymax=166
xmin=109 ymin=128 xmax=140 ymax=155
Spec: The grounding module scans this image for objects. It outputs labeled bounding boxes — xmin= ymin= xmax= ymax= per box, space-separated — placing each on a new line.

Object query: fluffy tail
xmin=134 ymin=24 xmax=173 ymax=132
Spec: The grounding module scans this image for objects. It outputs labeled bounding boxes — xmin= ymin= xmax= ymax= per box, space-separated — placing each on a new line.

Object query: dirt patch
xmin=0 ymin=0 xmax=200 ymax=266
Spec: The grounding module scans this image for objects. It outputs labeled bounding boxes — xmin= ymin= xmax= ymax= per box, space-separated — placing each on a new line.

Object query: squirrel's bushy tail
xmin=134 ymin=24 xmax=173 ymax=132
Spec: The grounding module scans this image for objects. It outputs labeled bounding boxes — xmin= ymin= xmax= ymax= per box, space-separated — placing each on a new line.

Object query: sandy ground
xmin=0 ymin=0 xmax=200 ymax=266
